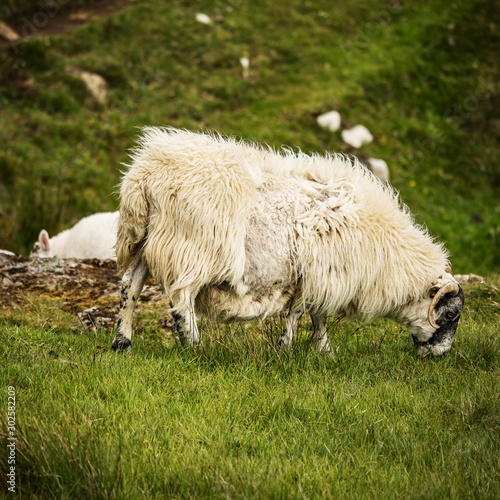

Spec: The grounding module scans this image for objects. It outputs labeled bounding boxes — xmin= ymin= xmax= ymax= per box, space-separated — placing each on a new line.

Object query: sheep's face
xmin=396 ymin=275 xmax=464 ymax=357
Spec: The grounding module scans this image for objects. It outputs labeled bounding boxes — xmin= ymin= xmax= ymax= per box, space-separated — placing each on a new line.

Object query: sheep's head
xmin=30 ymin=230 xmax=53 ymax=258
xmin=397 ymin=273 xmax=464 ymax=357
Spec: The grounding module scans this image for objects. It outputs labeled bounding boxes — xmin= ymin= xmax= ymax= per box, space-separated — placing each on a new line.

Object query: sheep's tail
xmin=115 ymin=172 xmax=149 ymax=274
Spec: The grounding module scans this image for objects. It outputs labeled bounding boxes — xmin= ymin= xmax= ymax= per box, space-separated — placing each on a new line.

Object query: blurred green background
xmin=1 ymin=0 xmax=499 ymax=274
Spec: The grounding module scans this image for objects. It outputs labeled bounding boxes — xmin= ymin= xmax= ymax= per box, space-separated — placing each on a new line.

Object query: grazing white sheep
xmin=112 ymin=128 xmax=463 ymax=357
xmin=31 ymin=211 xmax=118 ymax=260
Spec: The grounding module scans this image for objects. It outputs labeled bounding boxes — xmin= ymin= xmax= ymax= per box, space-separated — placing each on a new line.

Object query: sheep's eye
xmin=446 ymin=312 xmax=455 ymax=319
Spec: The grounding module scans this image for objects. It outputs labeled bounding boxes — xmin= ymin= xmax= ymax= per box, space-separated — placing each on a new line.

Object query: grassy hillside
xmin=0 ymin=0 xmax=499 ymax=274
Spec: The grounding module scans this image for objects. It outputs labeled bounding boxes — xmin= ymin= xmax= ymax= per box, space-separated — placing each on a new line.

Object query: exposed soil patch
xmin=2 ymin=0 xmax=130 ymax=39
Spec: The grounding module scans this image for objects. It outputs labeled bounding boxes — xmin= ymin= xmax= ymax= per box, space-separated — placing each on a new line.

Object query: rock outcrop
xmin=0 ymin=253 xmax=167 ymax=331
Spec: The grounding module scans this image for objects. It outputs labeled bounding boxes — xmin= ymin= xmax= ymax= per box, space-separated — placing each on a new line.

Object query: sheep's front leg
xmin=311 ymin=313 xmax=331 ymax=353
xmin=112 ymin=253 xmax=149 ymax=351
xmin=171 ymin=298 xmax=200 ymax=347
xmin=278 ymin=307 xmax=303 ymax=348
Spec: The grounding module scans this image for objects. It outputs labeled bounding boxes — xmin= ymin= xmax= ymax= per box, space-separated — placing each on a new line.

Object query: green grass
xmin=1 ymin=278 xmax=499 ymax=498
xmin=0 ymin=0 xmax=499 ymax=273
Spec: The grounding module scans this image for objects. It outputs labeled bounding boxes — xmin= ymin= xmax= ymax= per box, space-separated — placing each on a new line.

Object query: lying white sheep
xmin=112 ymin=128 xmax=463 ymax=357
xmin=31 ymin=211 xmax=118 ymax=260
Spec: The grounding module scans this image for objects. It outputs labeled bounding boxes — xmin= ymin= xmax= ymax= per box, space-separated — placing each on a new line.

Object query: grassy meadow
xmin=1 ymin=0 xmax=500 ymax=498
xmin=1 ymin=278 xmax=500 ymax=498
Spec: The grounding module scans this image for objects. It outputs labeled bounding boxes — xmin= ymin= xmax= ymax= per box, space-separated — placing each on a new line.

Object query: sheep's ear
xmin=39 ymin=230 xmax=51 ymax=252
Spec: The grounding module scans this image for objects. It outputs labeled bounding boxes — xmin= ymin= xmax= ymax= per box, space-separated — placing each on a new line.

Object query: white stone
xmin=240 ymin=56 xmax=250 ymax=79
xmin=240 ymin=57 xmax=250 ymax=70
xmin=341 ymin=125 xmax=373 ymax=148
xmin=367 ymin=157 xmax=390 ymax=182
xmin=65 ymin=66 xmax=108 ymax=103
xmin=0 ymin=21 xmax=19 ymax=42
xmin=316 ymin=110 xmax=341 ymax=132
xmin=196 ymin=13 xmax=212 ymax=24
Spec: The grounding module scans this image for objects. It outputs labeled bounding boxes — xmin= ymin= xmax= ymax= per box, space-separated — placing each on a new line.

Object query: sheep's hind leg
xmin=171 ymin=298 xmax=200 ymax=347
xmin=112 ymin=253 xmax=149 ymax=351
xmin=278 ymin=304 xmax=303 ymax=348
xmin=311 ymin=313 xmax=332 ymax=354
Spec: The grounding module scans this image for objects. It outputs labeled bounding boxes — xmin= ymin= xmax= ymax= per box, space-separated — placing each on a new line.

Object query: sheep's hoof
xmin=111 ymin=336 xmax=132 ymax=352
xmin=277 ymin=335 xmax=290 ymax=348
